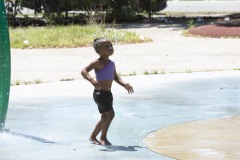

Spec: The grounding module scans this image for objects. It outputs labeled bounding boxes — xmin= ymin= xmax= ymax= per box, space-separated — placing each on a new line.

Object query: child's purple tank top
xmin=95 ymin=60 xmax=115 ymax=81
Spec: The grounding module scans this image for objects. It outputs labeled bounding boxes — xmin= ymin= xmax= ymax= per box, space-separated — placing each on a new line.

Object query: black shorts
xmin=93 ymin=89 xmax=113 ymax=114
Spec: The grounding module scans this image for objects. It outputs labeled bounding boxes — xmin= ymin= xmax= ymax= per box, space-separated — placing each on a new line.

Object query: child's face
xmin=99 ymin=41 xmax=114 ymax=56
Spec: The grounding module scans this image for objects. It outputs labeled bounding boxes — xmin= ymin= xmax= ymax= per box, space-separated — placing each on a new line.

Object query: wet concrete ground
xmin=1 ymin=71 xmax=239 ymax=160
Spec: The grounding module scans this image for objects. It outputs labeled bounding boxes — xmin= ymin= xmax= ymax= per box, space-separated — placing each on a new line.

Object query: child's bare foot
xmin=100 ymin=138 xmax=112 ymax=145
xmin=89 ymin=137 xmax=101 ymax=145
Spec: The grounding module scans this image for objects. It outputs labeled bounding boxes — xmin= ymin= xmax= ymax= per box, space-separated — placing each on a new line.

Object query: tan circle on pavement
xmin=144 ymin=116 xmax=240 ymax=160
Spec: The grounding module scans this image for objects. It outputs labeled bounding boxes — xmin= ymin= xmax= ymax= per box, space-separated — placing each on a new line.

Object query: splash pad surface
xmin=1 ymin=71 xmax=240 ymax=160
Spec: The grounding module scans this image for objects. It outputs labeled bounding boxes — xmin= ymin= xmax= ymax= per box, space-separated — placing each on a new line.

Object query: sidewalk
xmin=163 ymin=1 xmax=240 ymax=12
xmin=11 ymin=23 xmax=240 ymax=83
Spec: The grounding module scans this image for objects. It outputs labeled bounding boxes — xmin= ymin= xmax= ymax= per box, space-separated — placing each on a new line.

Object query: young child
xmin=81 ymin=37 xmax=134 ymax=145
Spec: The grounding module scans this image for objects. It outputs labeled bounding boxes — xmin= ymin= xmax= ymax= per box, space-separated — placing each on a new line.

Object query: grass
xmin=128 ymin=71 xmax=137 ymax=76
xmin=11 ymin=79 xmax=43 ymax=86
xmin=10 ymin=25 xmax=152 ymax=49
xmin=144 ymin=70 xmax=167 ymax=75
xmin=143 ymin=70 xmax=150 ymax=75
xmin=60 ymin=78 xmax=75 ymax=81
xmin=120 ymin=70 xmax=165 ymax=76
xmin=151 ymin=70 xmax=158 ymax=74
xmin=185 ymin=69 xmax=193 ymax=74
xmin=34 ymin=79 xmax=43 ymax=84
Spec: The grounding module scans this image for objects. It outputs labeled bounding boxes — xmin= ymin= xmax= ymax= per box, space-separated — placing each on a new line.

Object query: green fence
xmin=0 ymin=0 xmax=11 ymax=131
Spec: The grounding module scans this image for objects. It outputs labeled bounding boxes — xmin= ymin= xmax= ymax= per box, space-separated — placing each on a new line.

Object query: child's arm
xmin=81 ymin=61 xmax=101 ymax=89
xmin=114 ymin=68 xmax=134 ymax=94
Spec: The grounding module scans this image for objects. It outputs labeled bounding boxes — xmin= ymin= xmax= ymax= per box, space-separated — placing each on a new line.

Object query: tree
xmin=20 ymin=0 xmax=42 ymax=15
xmin=34 ymin=0 xmax=42 ymax=15
xmin=64 ymin=0 xmax=68 ymax=18
xmin=5 ymin=0 xmax=21 ymax=27
xmin=139 ymin=0 xmax=167 ymax=18
xmin=6 ymin=0 xmax=168 ymax=25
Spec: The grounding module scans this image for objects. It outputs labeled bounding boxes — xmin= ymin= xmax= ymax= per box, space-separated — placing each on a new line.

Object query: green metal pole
xmin=0 ymin=0 xmax=11 ymax=132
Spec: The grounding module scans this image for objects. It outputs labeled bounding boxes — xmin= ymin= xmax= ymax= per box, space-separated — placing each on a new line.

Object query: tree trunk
xmin=13 ymin=0 xmax=19 ymax=27
xmin=147 ymin=0 xmax=151 ymax=18
xmin=64 ymin=0 xmax=68 ymax=18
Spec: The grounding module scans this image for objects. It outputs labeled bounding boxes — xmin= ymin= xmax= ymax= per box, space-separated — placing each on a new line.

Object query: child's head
xmin=93 ymin=38 xmax=113 ymax=56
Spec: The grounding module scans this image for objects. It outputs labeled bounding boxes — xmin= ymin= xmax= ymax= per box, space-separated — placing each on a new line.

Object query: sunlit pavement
xmin=164 ymin=1 xmax=240 ymax=12
xmin=11 ymin=23 xmax=240 ymax=83
xmin=144 ymin=115 xmax=240 ymax=160
xmin=1 ymin=71 xmax=239 ymax=160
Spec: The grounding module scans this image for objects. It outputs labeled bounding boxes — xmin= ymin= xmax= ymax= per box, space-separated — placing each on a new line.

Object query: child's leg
xmin=100 ymin=109 xmax=115 ymax=145
xmin=89 ymin=119 xmax=102 ymax=145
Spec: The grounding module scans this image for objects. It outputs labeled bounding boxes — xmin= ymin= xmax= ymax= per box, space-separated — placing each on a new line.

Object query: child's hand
xmin=91 ymin=79 xmax=101 ymax=90
xmin=124 ymin=83 xmax=134 ymax=94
